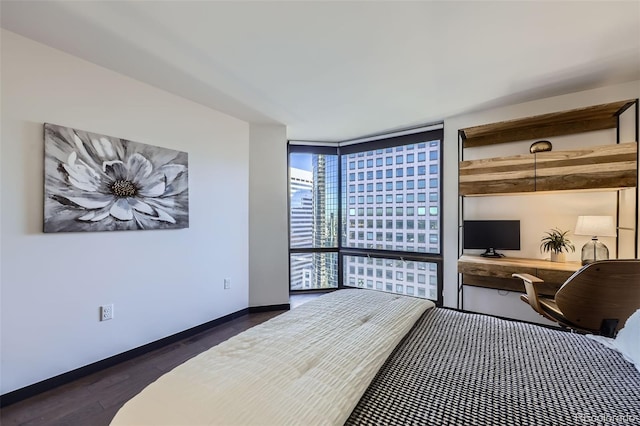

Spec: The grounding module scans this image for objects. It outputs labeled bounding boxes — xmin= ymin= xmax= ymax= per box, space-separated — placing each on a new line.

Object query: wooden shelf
xmin=458 ymin=254 xmax=582 ymax=296
xmin=457 ymin=98 xmax=638 ymax=312
xmin=460 ymin=99 xmax=636 ymax=148
xmin=459 ymin=142 xmax=637 ymax=196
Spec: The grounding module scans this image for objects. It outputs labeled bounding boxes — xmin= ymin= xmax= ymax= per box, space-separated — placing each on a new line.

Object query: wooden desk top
xmin=458 ymin=254 xmax=583 ymax=295
xmin=458 ymin=254 xmax=582 ymax=272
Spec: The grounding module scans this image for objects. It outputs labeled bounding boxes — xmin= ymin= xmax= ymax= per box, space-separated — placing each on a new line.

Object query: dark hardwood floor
xmin=1 ymin=309 xmax=287 ymax=425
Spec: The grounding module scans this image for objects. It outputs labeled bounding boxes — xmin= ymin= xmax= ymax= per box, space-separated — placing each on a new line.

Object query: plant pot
xmin=550 ymin=252 xmax=566 ymax=263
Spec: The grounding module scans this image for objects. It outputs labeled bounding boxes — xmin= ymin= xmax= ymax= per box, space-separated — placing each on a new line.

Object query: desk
xmin=458 ymin=254 xmax=583 ymax=296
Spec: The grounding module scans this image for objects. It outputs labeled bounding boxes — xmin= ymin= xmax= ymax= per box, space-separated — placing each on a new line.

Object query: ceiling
xmin=2 ymin=1 xmax=639 ymax=142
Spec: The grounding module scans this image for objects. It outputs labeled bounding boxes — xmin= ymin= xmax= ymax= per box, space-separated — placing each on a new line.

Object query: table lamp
xmin=574 ymin=215 xmax=617 ymax=265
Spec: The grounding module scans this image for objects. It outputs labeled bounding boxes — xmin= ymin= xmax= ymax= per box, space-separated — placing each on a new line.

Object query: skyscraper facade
xmin=289 ymin=167 xmax=313 ymax=290
xmin=312 ymin=155 xmax=338 ymax=288
xmin=342 ymin=141 xmax=440 ymax=299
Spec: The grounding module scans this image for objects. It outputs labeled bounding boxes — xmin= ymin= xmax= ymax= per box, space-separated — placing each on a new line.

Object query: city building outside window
xmin=288 ymin=126 xmax=442 ymax=303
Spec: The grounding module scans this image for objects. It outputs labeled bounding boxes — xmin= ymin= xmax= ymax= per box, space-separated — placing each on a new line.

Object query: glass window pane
xmin=290 ymin=152 xmax=338 ymax=249
xmin=290 ymin=252 xmax=338 ymax=290
xmin=340 ymin=139 xmax=441 ymax=254
xmin=344 ymin=255 xmax=438 ymax=300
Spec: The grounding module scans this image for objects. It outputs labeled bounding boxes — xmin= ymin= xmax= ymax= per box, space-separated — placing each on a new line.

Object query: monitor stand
xmin=481 ymin=248 xmax=505 ymax=258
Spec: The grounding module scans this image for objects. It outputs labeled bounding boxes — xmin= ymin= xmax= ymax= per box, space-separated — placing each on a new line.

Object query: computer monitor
xmin=463 ymin=220 xmax=521 ymax=258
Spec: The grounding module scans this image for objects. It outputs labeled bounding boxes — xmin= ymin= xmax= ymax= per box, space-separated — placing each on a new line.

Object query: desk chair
xmin=513 ymin=259 xmax=640 ymax=337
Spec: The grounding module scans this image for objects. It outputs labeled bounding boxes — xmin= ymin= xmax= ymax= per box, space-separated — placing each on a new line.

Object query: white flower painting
xmin=44 ymin=123 xmax=189 ymax=232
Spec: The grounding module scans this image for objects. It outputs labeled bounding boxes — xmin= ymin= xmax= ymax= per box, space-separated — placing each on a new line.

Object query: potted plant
xmin=540 ymin=228 xmax=575 ymax=262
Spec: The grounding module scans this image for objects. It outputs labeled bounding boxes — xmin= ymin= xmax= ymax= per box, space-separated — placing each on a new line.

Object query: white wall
xmin=0 ymin=30 xmax=251 ymax=394
xmin=248 ymin=124 xmax=289 ymax=307
xmin=443 ymin=80 xmax=640 ymax=323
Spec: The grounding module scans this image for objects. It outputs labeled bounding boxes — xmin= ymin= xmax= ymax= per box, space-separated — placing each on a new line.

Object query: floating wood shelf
xmin=460 ymin=99 xmax=636 ymax=148
xmin=459 ymin=142 xmax=637 ymax=196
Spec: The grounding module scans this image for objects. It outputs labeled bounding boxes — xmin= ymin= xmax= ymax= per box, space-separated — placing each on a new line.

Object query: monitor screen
xmin=463 ymin=220 xmax=520 ymax=257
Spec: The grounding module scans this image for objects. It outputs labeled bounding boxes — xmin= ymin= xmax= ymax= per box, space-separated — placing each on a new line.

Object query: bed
xmin=111 ymin=290 xmax=640 ymax=425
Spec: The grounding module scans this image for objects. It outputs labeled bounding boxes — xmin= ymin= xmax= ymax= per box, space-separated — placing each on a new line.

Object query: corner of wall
xmin=248 ymin=124 xmax=290 ymax=307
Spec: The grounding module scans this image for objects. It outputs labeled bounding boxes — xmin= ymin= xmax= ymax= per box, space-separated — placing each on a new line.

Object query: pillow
xmin=587 ymin=308 xmax=640 ymax=373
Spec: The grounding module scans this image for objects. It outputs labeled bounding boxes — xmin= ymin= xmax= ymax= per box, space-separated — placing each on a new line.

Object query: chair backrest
xmin=555 ymin=259 xmax=640 ymax=333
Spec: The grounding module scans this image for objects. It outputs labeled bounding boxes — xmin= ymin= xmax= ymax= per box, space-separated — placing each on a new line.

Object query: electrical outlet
xmin=100 ymin=304 xmax=114 ymax=321
xmin=224 ymin=278 xmax=231 ymax=290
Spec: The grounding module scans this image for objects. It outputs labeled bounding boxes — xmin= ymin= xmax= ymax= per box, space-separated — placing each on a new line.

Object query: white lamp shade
xmin=574 ymin=215 xmax=617 ymax=237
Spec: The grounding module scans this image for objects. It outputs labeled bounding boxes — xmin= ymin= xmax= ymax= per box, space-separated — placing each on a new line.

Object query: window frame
xmin=287 ymin=127 xmax=444 ymax=306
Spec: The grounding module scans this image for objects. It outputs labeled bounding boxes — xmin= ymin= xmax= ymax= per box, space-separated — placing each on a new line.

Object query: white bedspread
xmin=111 ymin=289 xmax=433 ymax=425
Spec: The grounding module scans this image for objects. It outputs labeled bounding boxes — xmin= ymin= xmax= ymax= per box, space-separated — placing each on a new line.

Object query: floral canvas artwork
xmin=44 ymin=123 xmax=189 ymax=232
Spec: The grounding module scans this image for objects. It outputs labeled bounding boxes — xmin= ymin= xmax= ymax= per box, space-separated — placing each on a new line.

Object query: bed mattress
xmin=111 ymin=289 xmax=433 ymax=425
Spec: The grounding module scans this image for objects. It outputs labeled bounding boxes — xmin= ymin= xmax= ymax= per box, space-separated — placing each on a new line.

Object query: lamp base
xmin=580 ymin=239 xmax=609 ymax=265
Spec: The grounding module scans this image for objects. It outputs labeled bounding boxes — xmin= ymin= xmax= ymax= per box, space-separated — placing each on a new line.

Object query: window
xmin=290 ymin=128 xmax=442 ymax=302
xmin=343 ymin=256 xmax=438 ymax=301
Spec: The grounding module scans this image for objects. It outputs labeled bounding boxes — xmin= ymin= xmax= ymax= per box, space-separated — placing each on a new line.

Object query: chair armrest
xmin=512 ymin=273 xmax=543 ymax=284
xmin=512 ymin=273 xmax=545 ymax=315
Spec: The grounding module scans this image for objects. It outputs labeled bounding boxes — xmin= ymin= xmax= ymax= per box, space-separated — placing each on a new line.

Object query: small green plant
xmin=540 ymin=228 xmax=576 ymax=254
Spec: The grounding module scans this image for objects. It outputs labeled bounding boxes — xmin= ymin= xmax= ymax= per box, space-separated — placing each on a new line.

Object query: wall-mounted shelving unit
xmin=457 ymin=99 xmax=639 ymax=311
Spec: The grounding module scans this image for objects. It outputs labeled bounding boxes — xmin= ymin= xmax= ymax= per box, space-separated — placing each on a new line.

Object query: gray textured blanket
xmin=346 ymin=309 xmax=640 ymax=425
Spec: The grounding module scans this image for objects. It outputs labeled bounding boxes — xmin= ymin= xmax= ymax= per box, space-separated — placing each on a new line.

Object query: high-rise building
xmin=342 ymin=141 xmax=440 ymax=299
xmin=312 ymin=155 xmax=338 ymax=288
xmin=290 ymin=168 xmax=313 ymax=289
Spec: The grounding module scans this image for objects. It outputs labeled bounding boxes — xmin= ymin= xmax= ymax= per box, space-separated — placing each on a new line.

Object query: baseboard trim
xmin=249 ymin=303 xmax=290 ymax=313
xmin=0 ymin=306 xmax=264 ymax=407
